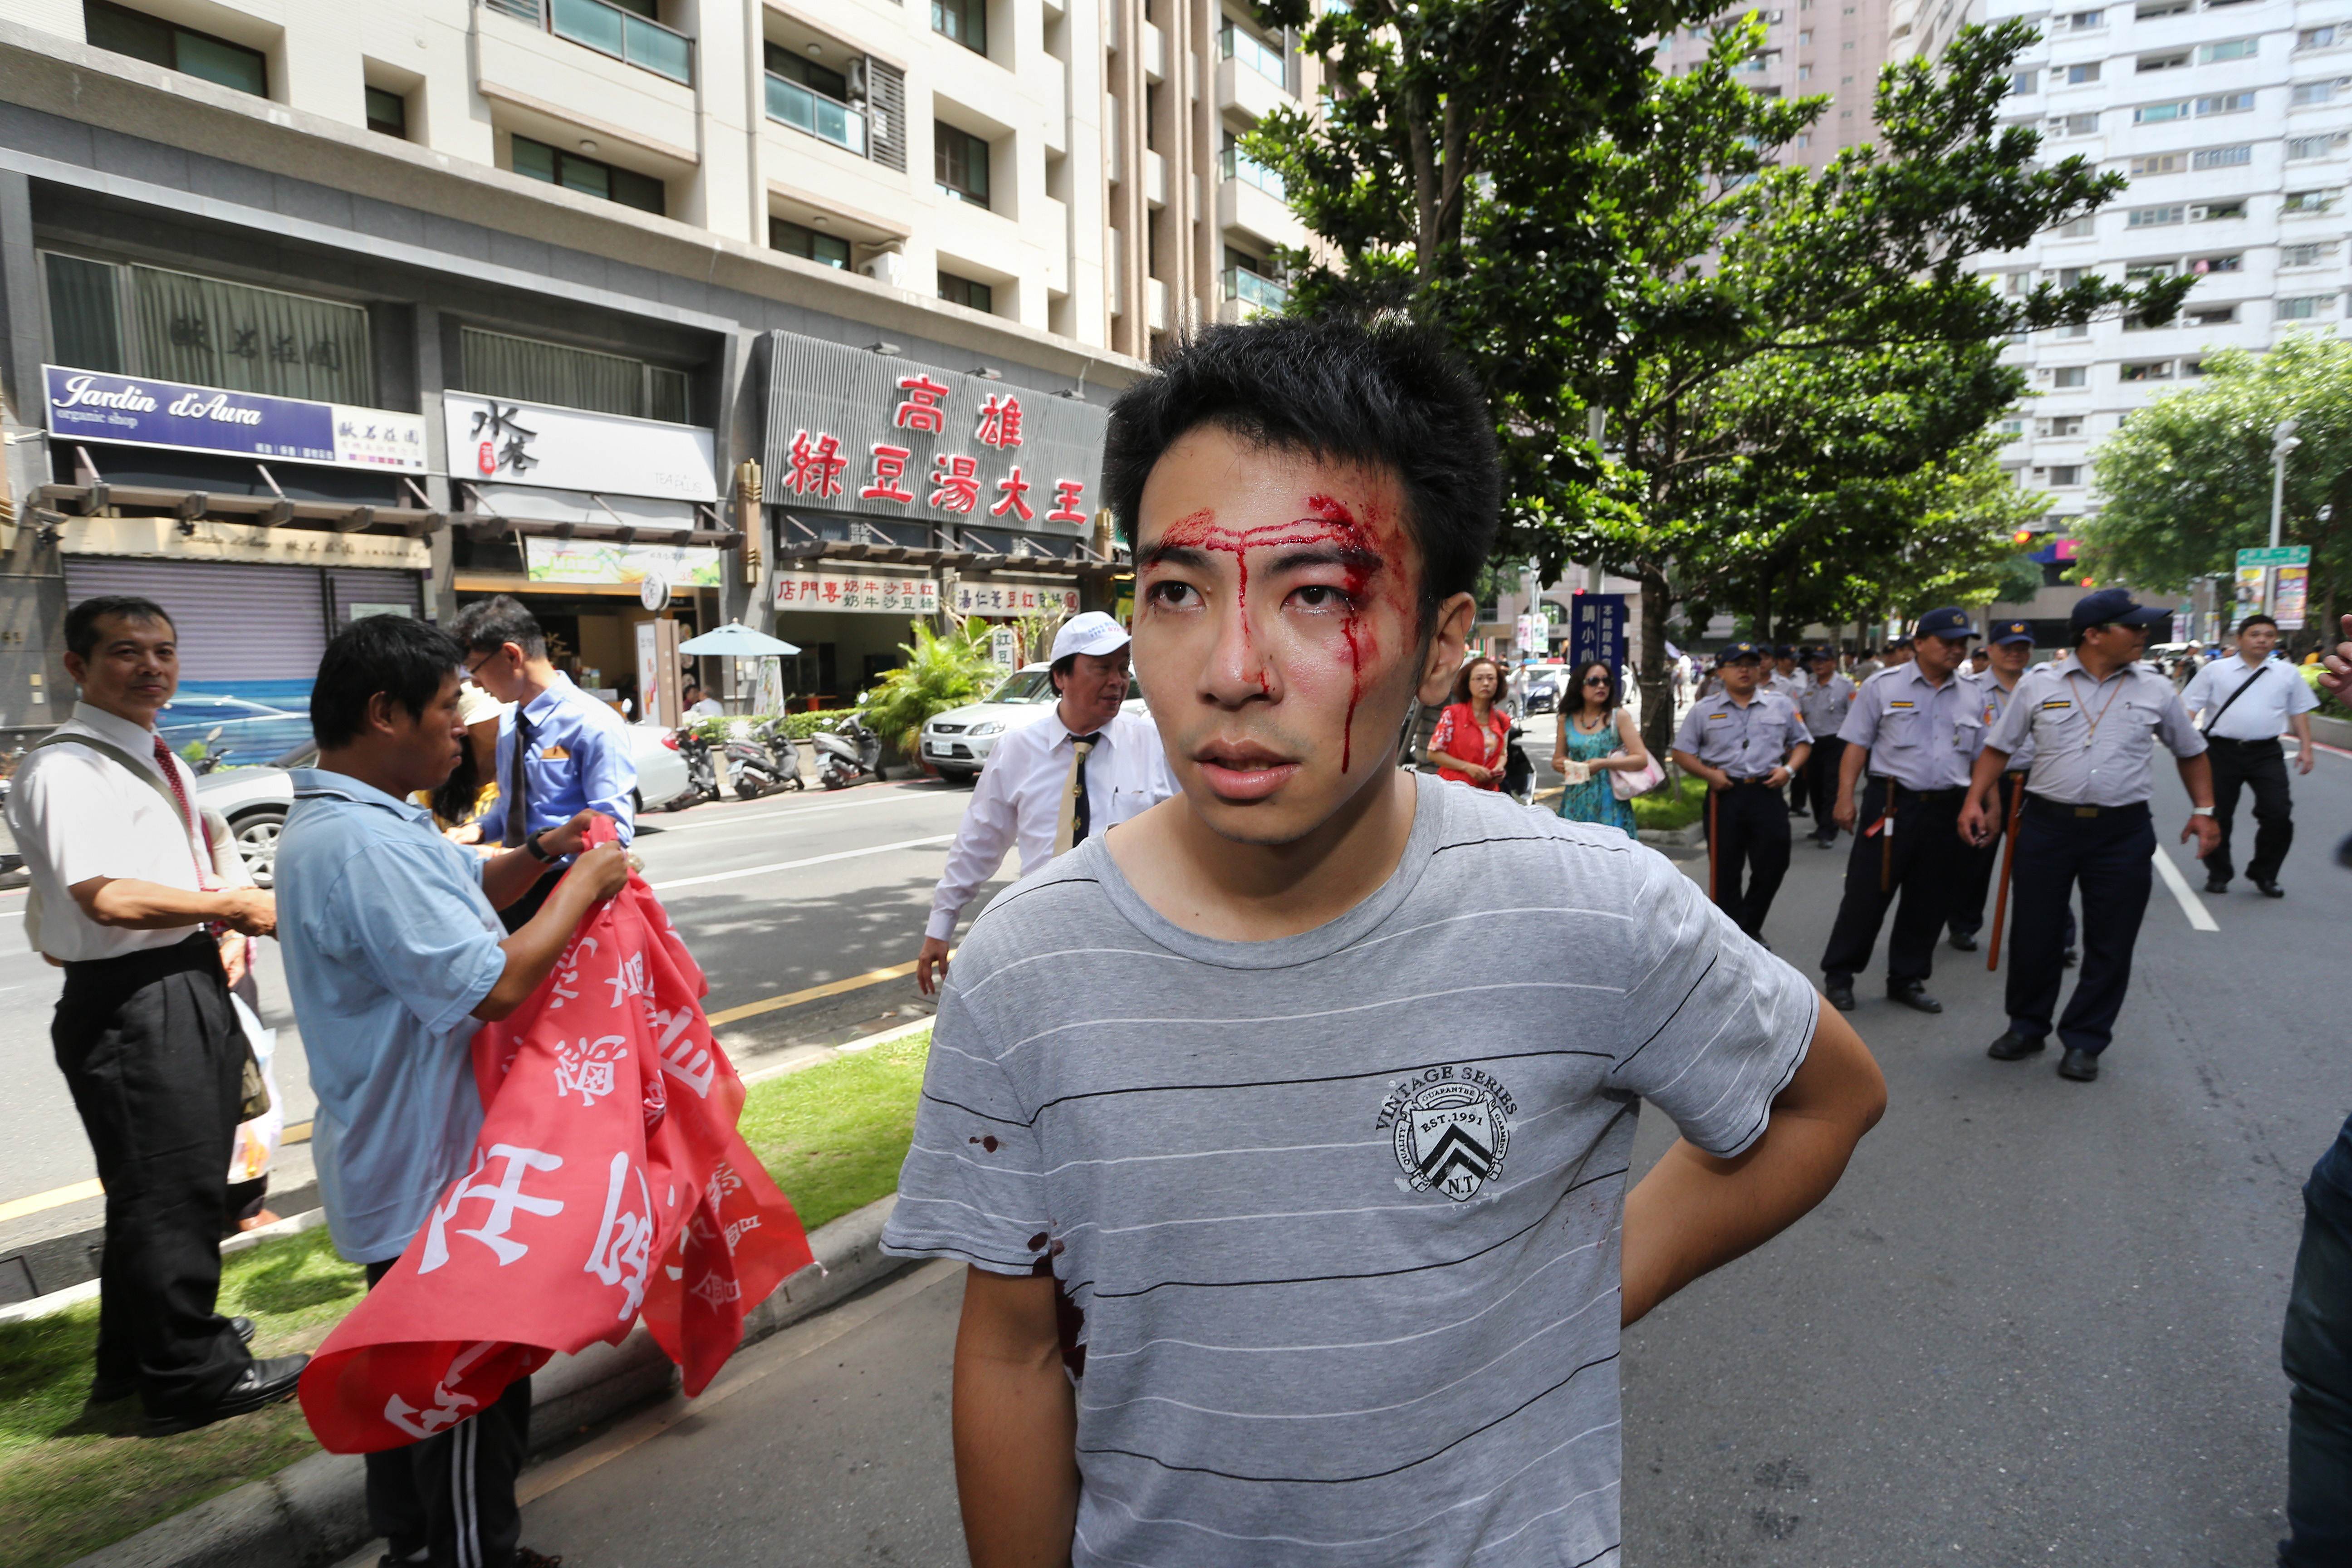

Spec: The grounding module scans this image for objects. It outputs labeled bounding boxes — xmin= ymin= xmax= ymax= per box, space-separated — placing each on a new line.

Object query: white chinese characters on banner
xmin=951 ymin=583 xmax=1082 ymax=617
xmin=773 ymin=573 xmax=941 ymax=614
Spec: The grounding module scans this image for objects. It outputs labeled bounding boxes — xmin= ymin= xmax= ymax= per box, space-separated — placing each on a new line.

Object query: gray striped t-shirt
xmin=883 ymin=776 xmax=1818 ymax=1567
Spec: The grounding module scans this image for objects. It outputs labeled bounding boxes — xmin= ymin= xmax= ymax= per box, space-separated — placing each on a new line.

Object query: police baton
xmin=1706 ymin=783 xmax=1720 ymax=904
xmin=1986 ymin=776 xmax=2024 ymax=974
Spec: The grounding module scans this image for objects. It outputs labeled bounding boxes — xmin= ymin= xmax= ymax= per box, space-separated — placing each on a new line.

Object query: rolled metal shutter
xmin=61 ymin=559 xmax=328 ymax=683
xmin=325 ymin=567 xmax=424 ymax=624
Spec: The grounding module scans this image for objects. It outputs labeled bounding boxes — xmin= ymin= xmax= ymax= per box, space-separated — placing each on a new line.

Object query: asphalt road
xmin=458 ymin=735 xmax=2348 ymax=1568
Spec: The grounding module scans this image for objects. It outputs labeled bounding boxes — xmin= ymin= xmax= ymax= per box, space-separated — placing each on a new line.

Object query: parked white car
xmin=918 ymin=664 xmax=1150 ymax=784
xmin=196 ymin=725 xmax=694 ymax=886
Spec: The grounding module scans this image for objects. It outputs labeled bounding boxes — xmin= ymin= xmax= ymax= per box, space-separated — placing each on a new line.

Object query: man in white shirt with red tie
xmin=916 ymin=612 xmax=1176 ymax=995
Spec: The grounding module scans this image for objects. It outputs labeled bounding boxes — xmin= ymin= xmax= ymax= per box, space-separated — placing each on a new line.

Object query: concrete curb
xmin=64 ymin=1194 xmax=911 ymax=1568
xmin=1637 ymin=819 xmax=1705 ymax=848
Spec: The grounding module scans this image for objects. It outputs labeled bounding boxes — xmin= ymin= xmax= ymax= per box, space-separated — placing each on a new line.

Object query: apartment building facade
xmin=0 ymin=0 xmax=1321 ymax=735
xmin=1656 ymin=0 xmax=1896 ymax=166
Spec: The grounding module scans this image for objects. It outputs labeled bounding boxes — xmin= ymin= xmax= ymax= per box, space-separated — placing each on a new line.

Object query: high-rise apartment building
xmin=1656 ymin=0 xmax=1896 ymax=166
xmin=0 ymin=0 xmax=1321 ymax=738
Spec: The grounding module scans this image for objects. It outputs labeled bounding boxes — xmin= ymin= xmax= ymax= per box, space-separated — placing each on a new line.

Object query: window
xmin=83 ymin=0 xmax=266 ymax=96
xmin=932 ymin=0 xmax=986 ymax=55
xmin=937 ymin=269 xmax=994 ymax=314
xmin=2065 ymin=63 xmax=2101 ymax=84
xmin=2283 ymin=189 xmax=2337 ymax=213
xmin=2125 ymin=260 xmax=2176 ymax=279
xmin=2191 ymin=199 xmax=2247 ymax=220
xmin=1798 ymin=27 xmax=1813 ymax=42
xmin=764 ymin=44 xmax=867 ymax=154
xmin=1220 ymin=19 xmax=1288 ymax=88
xmin=2068 ymin=9 xmax=2104 ymax=26
xmin=2137 ymin=51 xmax=2190 ymax=71
xmin=2127 ymin=204 xmax=2184 ymax=226
xmin=2300 ymin=25 xmax=2341 ymax=49
xmin=2133 ymin=99 xmax=2191 ymax=122
xmin=40 ymin=251 xmax=374 ymax=402
xmin=2278 ymin=294 xmax=2338 ymax=319
xmin=2058 ymin=267 xmax=2085 ymax=287
xmin=543 ymin=0 xmax=693 ymax=84
xmin=2048 ymin=465 xmax=2082 ymax=485
xmin=460 ymin=327 xmax=687 ymax=421
xmin=2198 ymin=39 xmax=2257 ymax=63
xmin=2282 ymin=242 xmax=2335 ymax=266
xmin=770 ymin=217 xmax=850 ymax=268
xmin=2196 ymin=91 xmax=2254 ymax=113
xmin=2043 ymin=416 xmax=2085 ymax=436
xmin=2051 ymin=111 xmax=2099 ymax=134
xmin=1221 ymin=133 xmax=1286 ymax=197
xmin=2186 ymin=304 xmax=2237 ymax=324
xmin=2056 ymin=214 xmax=2097 ymax=236
xmin=2288 ymin=133 xmax=2349 ymax=160
xmin=510 ymin=134 xmax=664 ymax=214
xmin=1798 ymin=63 xmax=1811 ymax=78
xmin=364 ymin=85 xmax=407 ymax=139
xmin=2189 ymin=252 xmax=2242 ymax=273
xmin=2195 ymin=146 xmax=2252 ymax=170
xmin=2056 ymin=321 xmax=2091 ymax=338
xmin=1999 ymin=418 xmax=2026 ymax=441
xmin=2292 ymin=80 xmax=2344 ymax=105
xmin=2183 ymin=358 xmax=2207 ymax=376
xmin=2134 ymin=0 xmax=2188 ymax=13
xmin=2054 ymin=365 xmax=2089 ymax=387
xmin=2119 ymin=360 xmax=2174 ymax=380
xmin=2010 ymin=69 xmax=2040 ymax=93
xmin=934 ymin=122 xmax=990 ymax=207
xmin=1224 ymin=248 xmax=1289 ymax=312
xmin=2130 ymin=152 xmax=2185 ymax=175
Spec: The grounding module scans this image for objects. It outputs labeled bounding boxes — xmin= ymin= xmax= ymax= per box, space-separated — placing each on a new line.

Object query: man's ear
xmin=364 ymin=690 xmax=402 ymax=739
xmin=1417 ymin=593 xmax=1480 ymax=706
xmin=61 ymin=651 xmax=86 ymax=688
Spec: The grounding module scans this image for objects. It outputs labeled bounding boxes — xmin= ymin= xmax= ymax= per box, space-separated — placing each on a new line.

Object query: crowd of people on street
xmin=11 ymin=313 xmax=2352 ymax=1568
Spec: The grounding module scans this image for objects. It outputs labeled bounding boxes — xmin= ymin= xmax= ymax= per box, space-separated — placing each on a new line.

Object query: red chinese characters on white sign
xmin=975 ymin=393 xmax=1023 ymax=449
xmin=783 ymin=430 xmax=848 ymax=499
xmin=893 ymin=376 xmax=951 ymax=435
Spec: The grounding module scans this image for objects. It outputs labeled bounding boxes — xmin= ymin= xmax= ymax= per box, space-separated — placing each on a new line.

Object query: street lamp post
xmin=2267 ymin=418 xmax=2301 ymax=615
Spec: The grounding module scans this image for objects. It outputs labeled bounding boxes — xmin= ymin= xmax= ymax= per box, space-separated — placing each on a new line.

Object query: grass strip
xmin=0 ymin=1027 xmax=932 ymax=1568
xmin=1632 ymin=771 xmax=1709 ymax=831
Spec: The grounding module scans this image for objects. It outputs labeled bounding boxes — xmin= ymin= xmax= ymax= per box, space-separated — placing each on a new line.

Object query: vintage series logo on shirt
xmin=1375 ymin=1066 xmax=1516 ymax=1202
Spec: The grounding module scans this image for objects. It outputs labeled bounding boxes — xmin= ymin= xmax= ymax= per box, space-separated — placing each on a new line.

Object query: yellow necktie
xmin=1053 ymin=735 xmax=1100 ymax=855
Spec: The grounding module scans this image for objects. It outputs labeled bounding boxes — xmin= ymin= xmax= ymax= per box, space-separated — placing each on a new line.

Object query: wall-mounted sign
xmin=951 ymin=582 xmax=1081 ymax=617
xmin=443 ymin=392 xmax=718 ymax=502
xmin=44 ymin=365 xmax=427 ymax=471
xmin=59 ymin=514 xmax=430 ymax=569
xmin=524 ymin=537 xmax=720 ymax=587
xmin=774 ymin=571 xmax=940 ymax=615
xmin=763 ymin=334 xmax=1107 ymax=538
xmin=1569 ymin=592 xmax=1627 ymax=677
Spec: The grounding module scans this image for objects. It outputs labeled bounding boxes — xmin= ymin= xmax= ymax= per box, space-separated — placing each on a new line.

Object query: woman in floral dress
xmin=1551 ymin=659 xmax=1646 ymax=838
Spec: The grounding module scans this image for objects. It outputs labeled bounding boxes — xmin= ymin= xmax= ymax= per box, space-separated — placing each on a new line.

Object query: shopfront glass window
xmin=40 ymin=251 xmax=373 ymax=402
xmin=43 ymin=253 xmax=126 ymax=374
xmin=460 ymin=325 xmax=692 ymax=423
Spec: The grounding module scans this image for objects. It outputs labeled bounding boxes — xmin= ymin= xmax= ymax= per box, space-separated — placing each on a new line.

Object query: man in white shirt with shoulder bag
xmin=915 ymin=612 xmax=1176 ymax=995
xmin=2180 ymin=612 xmax=2319 ymax=897
xmin=7 ymin=597 xmax=303 ymax=1435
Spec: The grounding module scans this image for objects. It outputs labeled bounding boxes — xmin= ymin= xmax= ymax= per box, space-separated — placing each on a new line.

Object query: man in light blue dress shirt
xmin=276 ymin=613 xmax=628 ymax=1568
xmin=452 ymin=594 xmax=637 ymax=930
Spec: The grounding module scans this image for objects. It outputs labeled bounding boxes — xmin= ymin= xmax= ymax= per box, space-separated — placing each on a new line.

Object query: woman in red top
xmin=1429 ymin=655 xmax=1512 ymax=789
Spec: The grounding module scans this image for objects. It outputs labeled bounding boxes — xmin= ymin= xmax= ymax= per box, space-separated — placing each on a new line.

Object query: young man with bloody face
xmin=882 ymin=320 xmax=1886 ymax=1567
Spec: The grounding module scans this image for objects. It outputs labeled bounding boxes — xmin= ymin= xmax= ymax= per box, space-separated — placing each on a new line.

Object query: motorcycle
xmin=808 ymin=714 xmax=882 ymax=791
xmin=669 ymin=728 xmax=723 ymax=806
xmin=724 ymin=716 xmax=804 ymax=799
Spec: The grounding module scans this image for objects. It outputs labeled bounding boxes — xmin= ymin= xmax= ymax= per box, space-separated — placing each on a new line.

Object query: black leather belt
xmin=2024 ymin=794 xmax=2150 ymax=820
xmin=1869 ymin=777 xmax=1967 ymax=804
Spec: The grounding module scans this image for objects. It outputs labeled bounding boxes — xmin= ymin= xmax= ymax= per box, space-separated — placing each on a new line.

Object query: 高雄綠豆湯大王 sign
xmin=43 ymin=365 xmax=426 ymax=471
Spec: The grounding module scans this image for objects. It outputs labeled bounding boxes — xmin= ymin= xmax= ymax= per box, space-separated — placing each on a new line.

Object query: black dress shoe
xmin=2205 ymin=876 xmax=2229 ymax=894
xmin=2257 ymin=879 xmax=2284 ymax=898
xmin=2058 ymin=1048 xmax=2100 ymax=1082
xmin=1887 ymin=981 xmax=1943 ymax=1014
xmin=1825 ymin=980 xmax=1856 ymax=1011
xmin=93 ymin=1317 xmax=256 ymax=1405
xmin=142 ymin=1353 xmax=308 ymax=1438
xmin=1949 ymin=929 xmax=1979 ymax=952
xmin=2061 ymin=947 xmax=2078 ymax=968
xmin=1987 ymin=1031 xmax=2045 ymax=1061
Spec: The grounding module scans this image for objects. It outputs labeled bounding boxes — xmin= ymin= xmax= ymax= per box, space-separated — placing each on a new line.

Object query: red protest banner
xmin=297 ymin=849 xmax=812 ymax=1454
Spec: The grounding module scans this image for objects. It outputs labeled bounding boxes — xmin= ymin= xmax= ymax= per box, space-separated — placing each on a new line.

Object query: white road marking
xmin=2151 ymin=846 xmax=2220 ymax=932
xmin=648 ymin=834 xmax=956 ymax=892
xmin=641 ymin=786 xmax=945 ymax=836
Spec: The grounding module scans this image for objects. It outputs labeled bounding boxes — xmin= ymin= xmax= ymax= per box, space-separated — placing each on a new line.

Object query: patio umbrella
xmin=677 ymin=622 xmax=800 ymax=657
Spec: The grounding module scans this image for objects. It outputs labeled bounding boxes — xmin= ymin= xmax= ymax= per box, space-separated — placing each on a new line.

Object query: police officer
xmin=1797 ymin=645 xmax=1856 ymax=848
xmin=1670 ymin=642 xmax=1811 ymax=942
xmin=1960 ymin=589 xmax=2221 ymax=1082
xmin=1819 ymin=607 xmax=1982 ymax=1014
xmin=1768 ymin=647 xmax=1808 ymax=815
xmin=1946 ymin=623 xmax=2081 ymax=962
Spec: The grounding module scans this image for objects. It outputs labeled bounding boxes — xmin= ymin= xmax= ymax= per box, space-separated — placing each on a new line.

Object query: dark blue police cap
xmin=1772 ymin=644 xmax=1795 ymax=659
xmin=1713 ymin=641 xmax=1764 ymax=668
xmin=1990 ymin=620 xmax=2034 ymax=646
xmin=2070 ymin=588 xmax=2169 ymax=631
xmin=1913 ymin=606 xmax=1977 ymax=641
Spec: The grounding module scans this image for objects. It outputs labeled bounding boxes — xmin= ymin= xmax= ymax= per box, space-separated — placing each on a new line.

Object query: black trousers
xmin=1951 ymin=773 xmax=2080 ymax=947
xmin=1805 ymin=736 xmax=1846 ymax=843
xmin=53 ymin=933 xmax=253 ymax=1415
xmin=363 ymin=1260 xmax=533 ymax=1568
xmin=1704 ymin=780 xmax=1791 ymax=937
xmin=2005 ymin=798 xmax=2154 ymax=1057
xmin=1786 ymin=745 xmax=1811 ymax=815
xmin=1820 ymin=779 xmax=1970 ymax=987
xmin=2206 ymin=735 xmax=2294 ymax=887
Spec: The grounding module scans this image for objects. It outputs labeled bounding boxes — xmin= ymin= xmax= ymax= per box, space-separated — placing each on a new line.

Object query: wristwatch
xmin=2189 ymin=805 xmax=2215 ymax=816
xmin=524 ymin=828 xmax=557 ymax=862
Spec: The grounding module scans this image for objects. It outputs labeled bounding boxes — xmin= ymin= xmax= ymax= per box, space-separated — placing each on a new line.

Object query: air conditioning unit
xmin=860 ymin=250 xmax=906 ymax=288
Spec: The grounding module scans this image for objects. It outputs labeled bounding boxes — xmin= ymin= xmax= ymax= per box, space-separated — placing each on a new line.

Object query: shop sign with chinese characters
xmin=43 ymin=365 xmax=426 ymax=471
xmin=524 ymin=538 xmax=721 ymax=588
xmin=443 ymin=393 xmax=718 ymax=503
xmin=950 ymin=583 xmax=1081 ymax=617
xmin=775 ymin=572 xmax=941 ymax=614
xmin=762 ymin=335 xmax=1107 ymax=535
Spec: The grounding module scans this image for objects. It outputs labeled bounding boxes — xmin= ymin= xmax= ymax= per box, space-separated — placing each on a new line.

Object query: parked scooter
xmin=670 ymin=728 xmax=723 ymax=806
xmin=724 ymin=716 xmax=806 ymax=799
xmin=808 ymin=714 xmax=882 ymax=791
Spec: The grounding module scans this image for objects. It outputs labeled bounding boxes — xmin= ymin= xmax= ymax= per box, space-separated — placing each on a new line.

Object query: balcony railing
xmin=1220 ymin=144 xmax=1285 ymax=199
xmin=493 ymin=0 xmax=694 ymax=84
xmin=766 ymin=72 xmax=867 ymax=155
xmin=1223 ymin=268 xmax=1289 ymax=312
xmin=1220 ymin=20 xmax=1288 ymax=89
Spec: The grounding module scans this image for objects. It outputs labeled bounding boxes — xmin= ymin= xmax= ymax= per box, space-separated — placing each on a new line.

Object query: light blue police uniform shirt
xmin=1835 ymin=664 xmax=1982 ymax=790
xmin=1985 ymin=662 xmax=2205 ymax=806
xmin=1671 ymin=689 xmax=1809 ymax=776
xmin=475 ymin=671 xmax=637 ymax=847
xmin=1965 ymin=669 xmax=2038 ymax=772
xmin=276 ymin=770 xmax=509 ymax=1264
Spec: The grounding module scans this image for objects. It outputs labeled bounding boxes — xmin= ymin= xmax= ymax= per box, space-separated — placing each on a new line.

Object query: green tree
xmin=858 ymin=620 xmax=1002 ymax=755
xmin=2086 ymin=330 xmax=2352 ymax=637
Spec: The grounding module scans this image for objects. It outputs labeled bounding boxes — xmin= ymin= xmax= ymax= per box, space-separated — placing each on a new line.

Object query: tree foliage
xmin=858 ymin=619 xmax=1001 ymax=754
xmin=2086 ymin=331 xmax=2352 ymax=629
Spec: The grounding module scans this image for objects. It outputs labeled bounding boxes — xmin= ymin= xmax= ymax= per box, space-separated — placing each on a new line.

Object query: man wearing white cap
xmin=916 ymin=612 xmax=1177 ymax=995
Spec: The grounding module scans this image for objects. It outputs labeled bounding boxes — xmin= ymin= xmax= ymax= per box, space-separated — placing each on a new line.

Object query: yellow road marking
xmin=705 ymin=951 xmax=950 ymax=1027
xmin=0 ymin=1179 xmax=101 ymax=1224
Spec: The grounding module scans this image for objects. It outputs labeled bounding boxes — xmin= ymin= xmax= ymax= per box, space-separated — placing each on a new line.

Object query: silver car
xmin=197 ymin=725 xmax=694 ymax=886
xmin=918 ymin=665 xmax=1151 ymax=784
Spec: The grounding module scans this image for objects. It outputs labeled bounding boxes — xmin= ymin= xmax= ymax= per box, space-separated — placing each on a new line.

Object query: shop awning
xmin=774 ymin=515 xmax=1118 ymax=577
